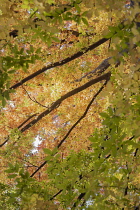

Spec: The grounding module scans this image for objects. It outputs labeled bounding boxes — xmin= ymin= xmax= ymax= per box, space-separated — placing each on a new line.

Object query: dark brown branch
xmin=69 ymin=79 xmax=110 ymax=209
xmin=0 ymin=72 xmax=110 ymax=148
xmin=74 ymin=57 xmax=112 ymax=82
xmin=17 ymin=114 xmax=38 ymax=129
xmin=30 ymin=76 xmax=110 ymax=177
xmin=20 ymin=72 xmax=111 ymax=133
xmin=50 ymin=189 xmax=63 ymax=200
xmin=30 ymin=160 xmax=47 ymax=177
xmin=74 ymin=55 xmax=121 ymax=82
xmin=134 ymin=148 xmax=139 ymax=157
xmin=57 ymin=78 xmax=110 ymax=148
xmin=22 ymin=85 xmax=48 ymax=109
xmin=0 ymin=137 xmax=9 ymax=147
xmin=10 ymin=38 xmax=109 ymax=89
xmin=0 ymin=114 xmax=37 ymax=147
xmin=72 ymin=193 xmax=86 ymax=208
xmin=74 ymin=38 xmax=139 ymax=83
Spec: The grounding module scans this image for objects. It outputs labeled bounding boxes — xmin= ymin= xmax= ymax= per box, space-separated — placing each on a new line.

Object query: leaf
xmin=2 ymin=97 xmax=6 ymax=107
xmin=100 ymin=112 xmax=109 ymax=119
xmin=47 ymin=37 xmax=52 ymax=47
xmin=74 ymin=3 xmax=81 ymax=13
xmin=8 ymin=174 xmax=17 ymax=178
xmin=82 ymin=17 xmax=88 ymax=26
xmin=52 ymin=147 xmax=58 ymax=155
xmin=20 ymin=48 xmax=24 ymax=54
xmin=43 ymin=148 xmax=52 ymax=155
xmin=10 ymin=89 xmax=16 ymax=93
xmin=4 ymin=90 xmax=10 ymax=100
xmin=36 ymin=48 xmax=41 ymax=54
xmin=30 ymin=45 xmax=34 ymax=53
xmin=8 ymin=70 xmax=16 ymax=74
xmin=19 ymin=168 xmax=24 ymax=176
xmin=51 ymin=36 xmax=60 ymax=42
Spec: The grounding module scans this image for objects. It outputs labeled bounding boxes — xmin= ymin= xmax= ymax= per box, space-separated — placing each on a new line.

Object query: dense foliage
xmin=0 ymin=0 xmax=140 ymax=209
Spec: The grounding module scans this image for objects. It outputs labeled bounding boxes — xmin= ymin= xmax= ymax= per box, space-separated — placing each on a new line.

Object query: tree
xmin=0 ymin=0 xmax=140 ymax=209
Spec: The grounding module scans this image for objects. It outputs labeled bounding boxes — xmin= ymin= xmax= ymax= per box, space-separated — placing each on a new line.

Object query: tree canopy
xmin=0 ymin=0 xmax=140 ymax=209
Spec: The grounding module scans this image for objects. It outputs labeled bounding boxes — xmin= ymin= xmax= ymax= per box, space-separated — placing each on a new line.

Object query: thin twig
xmin=1 ymin=72 xmax=110 ymax=147
xmin=57 ymin=79 xmax=109 ymax=148
xmin=49 ymin=136 xmax=135 ymax=201
xmin=22 ymin=85 xmax=49 ymax=108
xmin=21 ymin=72 xmax=111 ymax=134
xmin=30 ymin=77 xmax=110 ymax=177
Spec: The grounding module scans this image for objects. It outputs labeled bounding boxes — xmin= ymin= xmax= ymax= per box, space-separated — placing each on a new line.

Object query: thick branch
xmin=74 ymin=57 xmax=112 ymax=82
xmin=57 ymin=78 xmax=109 ymax=148
xmin=30 ymin=76 xmax=110 ymax=177
xmin=10 ymin=38 xmax=109 ymax=89
xmin=74 ymin=56 xmax=120 ymax=82
xmin=20 ymin=72 xmax=111 ymax=133
xmin=0 ymin=72 xmax=110 ymax=148
xmin=18 ymin=114 xmax=38 ymax=129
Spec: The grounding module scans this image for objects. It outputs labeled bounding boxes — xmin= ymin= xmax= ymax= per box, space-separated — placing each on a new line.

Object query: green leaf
xmin=4 ymin=90 xmax=10 ymax=100
xmin=24 ymin=171 xmax=30 ymax=178
xmin=2 ymin=97 xmax=6 ymax=107
xmin=47 ymin=37 xmax=52 ymax=47
xmin=82 ymin=17 xmax=88 ymax=26
xmin=8 ymin=174 xmax=17 ymax=178
xmin=51 ymin=36 xmax=60 ymax=42
xmin=36 ymin=48 xmax=41 ymax=54
xmin=30 ymin=45 xmax=34 ymax=53
xmin=52 ymin=147 xmax=58 ymax=155
xmin=43 ymin=148 xmax=52 ymax=155
xmin=108 ymin=107 xmax=114 ymax=115
xmin=74 ymin=3 xmax=81 ymax=13
xmin=100 ymin=112 xmax=109 ymax=119
xmin=45 ymin=155 xmax=52 ymax=161
xmin=8 ymin=70 xmax=16 ymax=74
xmin=10 ymin=89 xmax=16 ymax=93
xmin=19 ymin=168 xmax=24 ymax=176
xmin=5 ymin=169 xmax=14 ymax=173
xmin=20 ymin=48 xmax=24 ymax=54
xmin=82 ymin=11 xmax=88 ymax=17
xmin=104 ymin=32 xmax=114 ymax=38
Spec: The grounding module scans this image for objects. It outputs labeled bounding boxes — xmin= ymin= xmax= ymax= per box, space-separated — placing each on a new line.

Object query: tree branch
xmin=30 ymin=76 xmax=110 ymax=177
xmin=74 ymin=57 xmax=120 ymax=82
xmin=0 ymin=72 xmax=110 ymax=148
xmin=10 ymin=38 xmax=109 ymax=89
xmin=57 ymin=78 xmax=109 ymax=148
xmin=49 ymin=136 xmax=135 ymax=202
xmin=74 ymin=57 xmax=112 ymax=82
xmin=72 ymin=193 xmax=86 ymax=209
xmin=20 ymin=72 xmax=111 ymax=133
xmin=50 ymin=189 xmax=63 ymax=200
xmin=17 ymin=114 xmax=38 ymax=129
xmin=22 ymin=85 xmax=49 ymax=109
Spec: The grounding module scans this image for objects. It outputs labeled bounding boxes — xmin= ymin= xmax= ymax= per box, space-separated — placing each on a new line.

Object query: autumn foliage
xmin=0 ymin=0 xmax=140 ymax=209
